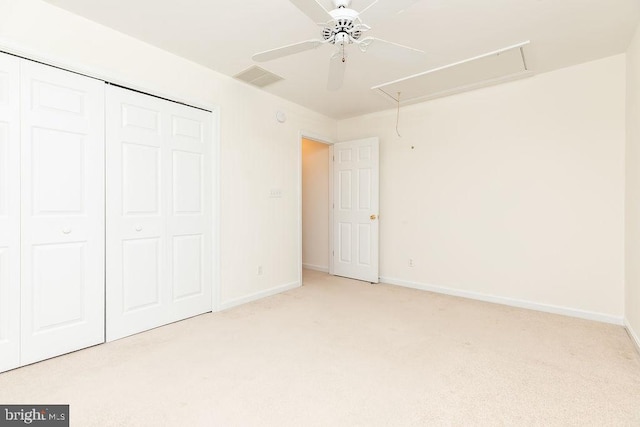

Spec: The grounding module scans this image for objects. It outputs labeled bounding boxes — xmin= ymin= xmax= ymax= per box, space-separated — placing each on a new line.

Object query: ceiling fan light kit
xmin=252 ymin=0 xmax=423 ymax=90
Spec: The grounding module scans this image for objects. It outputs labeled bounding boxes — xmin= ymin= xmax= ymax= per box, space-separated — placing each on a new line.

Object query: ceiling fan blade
xmin=358 ymin=0 xmax=421 ymax=26
xmin=289 ymin=0 xmax=332 ymax=24
xmin=327 ymin=53 xmax=347 ymax=91
xmin=359 ymin=37 xmax=424 ymax=60
xmin=253 ymin=40 xmax=324 ymax=62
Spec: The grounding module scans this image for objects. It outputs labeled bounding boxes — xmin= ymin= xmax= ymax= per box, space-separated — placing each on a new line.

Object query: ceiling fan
xmin=252 ymin=0 xmax=424 ymax=90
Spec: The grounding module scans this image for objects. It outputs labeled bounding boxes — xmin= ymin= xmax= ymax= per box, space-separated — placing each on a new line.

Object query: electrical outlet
xmin=408 ymin=258 xmax=414 ymax=267
xmin=257 ymin=265 xmax=263 ymax=275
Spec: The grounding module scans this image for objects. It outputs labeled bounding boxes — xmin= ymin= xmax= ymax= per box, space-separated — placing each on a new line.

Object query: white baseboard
xmin=624 ymin=318 xmax=640 ymax=353
xmin=379 ymin=276 xmax=624 ymax=325
xmin=218 ymin=281 xmax=300 ymax=311
xmin=302 ymin=263 xmax=329 ymax=273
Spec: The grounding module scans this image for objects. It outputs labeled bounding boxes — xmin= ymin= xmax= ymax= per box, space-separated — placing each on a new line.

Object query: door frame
xmin=298 ymin=131 xmax=335 ymax=286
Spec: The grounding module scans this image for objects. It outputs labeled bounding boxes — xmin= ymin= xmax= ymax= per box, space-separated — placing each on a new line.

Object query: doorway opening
xmin=299 ymin=134 xmax=380 ymax=286
xmin=301 ymin=137 xmax=332 ymax=285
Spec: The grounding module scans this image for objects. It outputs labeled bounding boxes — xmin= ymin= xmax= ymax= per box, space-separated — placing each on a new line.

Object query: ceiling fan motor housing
xmin=324 ymin=6 xmax=364 ymax=45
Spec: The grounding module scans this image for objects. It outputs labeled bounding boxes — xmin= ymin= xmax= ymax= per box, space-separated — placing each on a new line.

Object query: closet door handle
xmin=62 ymin=228 xmax=72 ymax=234
xmin=135 ymin=225 xmax=143 ymax=232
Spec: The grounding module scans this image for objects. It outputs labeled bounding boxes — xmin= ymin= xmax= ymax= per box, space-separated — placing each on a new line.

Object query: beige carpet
xmin=1 ymin=270 xmax=639 ymax=426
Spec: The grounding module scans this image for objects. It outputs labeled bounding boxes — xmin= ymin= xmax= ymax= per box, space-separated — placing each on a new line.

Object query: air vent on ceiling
xmin=372 ymin=41 xmax=532 ymax=106
xmin=234 ymin=66 xmax=283 ymax=88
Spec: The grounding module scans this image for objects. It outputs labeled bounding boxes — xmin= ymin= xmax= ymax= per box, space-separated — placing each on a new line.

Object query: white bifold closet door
xmin=20 ymin=60 xmax=105 ymax=365
xmin=0 ymin=53 xmax=20 ymax=372
xmin=106 ymin=85 xmax=212 ymax=341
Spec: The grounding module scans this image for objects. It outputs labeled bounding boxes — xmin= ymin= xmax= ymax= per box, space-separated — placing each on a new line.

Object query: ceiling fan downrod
xmin=332 ymin=0 xmax=351 ymax=8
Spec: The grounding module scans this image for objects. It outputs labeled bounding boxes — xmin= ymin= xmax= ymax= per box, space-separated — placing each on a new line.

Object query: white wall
xmin=301 ymin=138 xmax=330 ymax=272
xmin=626 ymin=24 xmax=640 ymax=347
xmin=0 ymin=0 xmax=336 ymax=308
xmin=338 ymin=55 xmax=626 ymax=322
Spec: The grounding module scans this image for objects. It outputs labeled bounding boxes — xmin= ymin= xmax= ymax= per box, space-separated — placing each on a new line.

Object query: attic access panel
xmin=373 ymin=41 xmax=531 ymax=105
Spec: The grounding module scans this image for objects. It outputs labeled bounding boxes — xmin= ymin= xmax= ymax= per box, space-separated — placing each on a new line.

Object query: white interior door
xmin=20 ymin=60 xmax=105 ymax=365
xmin=106 ymin=86 xmax=212 ymax=341
xmin=332 ymin=137 xmax=379 ymax=283
xmin=0 ymin=52 xmax=20 ymax=372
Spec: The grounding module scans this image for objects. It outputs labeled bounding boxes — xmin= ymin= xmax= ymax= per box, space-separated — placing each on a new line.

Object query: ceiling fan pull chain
xmin=396 ymin=92 xmax=402 ymax=138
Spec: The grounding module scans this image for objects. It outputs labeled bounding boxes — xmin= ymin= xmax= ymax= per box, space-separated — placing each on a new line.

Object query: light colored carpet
xmin=1 ymin=270 xmax=639 ymax=426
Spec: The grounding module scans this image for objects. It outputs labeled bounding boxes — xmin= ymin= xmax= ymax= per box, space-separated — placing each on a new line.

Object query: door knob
xmin=370 ymin=214 xmax=377 ymax=220
xmin=62 ymin=228 xmax=72 ymax=234
xmin=135 ymin=225 xmax=143 ymax=232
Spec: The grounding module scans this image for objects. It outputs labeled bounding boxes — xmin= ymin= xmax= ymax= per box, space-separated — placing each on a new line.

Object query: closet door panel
xmin=167 ymin=104 xmax=212 ymax=322
xmin=20 ymin=60 xmax=105 ymax=365
xmin=106 ymin=86 xmax=167 ymax=341
xmin=0 ymin=53 xmax=20 ymax=373
xmin=106 ymin=86 xmax=212 ymax=341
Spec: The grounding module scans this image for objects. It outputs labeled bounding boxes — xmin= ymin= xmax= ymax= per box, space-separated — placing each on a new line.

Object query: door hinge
xmin=333 ymin=155 xmax=335 ymax=162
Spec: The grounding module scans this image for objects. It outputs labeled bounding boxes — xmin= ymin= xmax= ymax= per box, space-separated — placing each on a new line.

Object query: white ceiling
xmin=43 ymin=0 xmax=640 ymax=119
